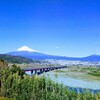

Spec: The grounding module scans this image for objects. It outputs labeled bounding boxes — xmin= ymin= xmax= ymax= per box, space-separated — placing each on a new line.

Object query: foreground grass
xmin=0 ymin=97 xmax=13 ymax=100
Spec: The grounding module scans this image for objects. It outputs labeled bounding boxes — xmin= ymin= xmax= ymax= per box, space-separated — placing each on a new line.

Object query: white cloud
xmin=56 ymin=46 xmax=60 ymax=49
xmin=94 ymin=42 xmax=100 ymax=44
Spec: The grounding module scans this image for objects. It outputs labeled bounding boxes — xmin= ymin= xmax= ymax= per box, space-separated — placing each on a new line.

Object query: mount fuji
xmin=17 ymin=46 xmax=39 ymax=52
xmin=7 ymin=46 xmax=100 ymax=62
xmin=7 ymin=46 xmax=76 ymax=60
xmin=7 ymin=46 xmax=49 ymax=60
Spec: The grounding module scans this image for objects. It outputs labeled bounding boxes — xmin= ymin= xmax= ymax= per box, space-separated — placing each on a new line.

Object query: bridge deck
xmin=24 ymin=66 xmax=65 ymax=71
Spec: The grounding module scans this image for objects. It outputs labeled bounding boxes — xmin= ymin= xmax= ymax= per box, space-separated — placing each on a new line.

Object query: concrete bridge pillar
xmin=43 ymin=69 xmax=45 ymax=72
xmin=35 ymin=69 xmax=37 ymax=74
xmin=40 ymin=69 xmax=43 ymax=74
xmin=31 ymin=70 xmax=33 ymax=75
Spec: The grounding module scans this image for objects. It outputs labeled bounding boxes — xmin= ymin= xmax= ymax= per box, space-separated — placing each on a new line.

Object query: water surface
xmin=26 ymin=71 xmax=100 ymax=92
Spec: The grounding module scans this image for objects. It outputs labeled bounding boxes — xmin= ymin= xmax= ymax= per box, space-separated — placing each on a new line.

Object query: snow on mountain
xmin=6 ymin=46 xmax=100 ymax=62
xmin=17 ymin=46 xmax=39 ymax=52
xmin=7 ymin=46 xmax=48 ymax=60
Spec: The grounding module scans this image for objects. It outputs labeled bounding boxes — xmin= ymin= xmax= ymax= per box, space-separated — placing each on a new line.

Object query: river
xmin=26 ymin=70 xmax=100 ymax=93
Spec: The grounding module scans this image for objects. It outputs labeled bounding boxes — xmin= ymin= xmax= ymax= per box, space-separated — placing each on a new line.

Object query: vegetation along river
xmin=26 ymin=67 xmax=100 ymax=93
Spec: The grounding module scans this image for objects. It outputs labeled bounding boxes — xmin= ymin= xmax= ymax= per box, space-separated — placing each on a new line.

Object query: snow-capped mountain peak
xmin=17 ymin=46 xmax=39 ymax=52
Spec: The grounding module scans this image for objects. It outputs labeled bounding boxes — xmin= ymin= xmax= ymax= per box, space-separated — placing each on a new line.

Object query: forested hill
xmin=0 ymin=54 xmax=34 ymax=64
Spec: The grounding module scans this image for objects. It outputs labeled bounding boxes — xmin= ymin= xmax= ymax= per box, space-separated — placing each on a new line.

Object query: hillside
xmin=0 ymin=54 xmax=34 ymax=64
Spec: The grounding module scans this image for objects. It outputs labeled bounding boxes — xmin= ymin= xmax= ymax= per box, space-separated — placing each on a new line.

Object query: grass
xmin=53 ymin=66 xmax=100 ymax=81
xmin=81 ymin=67 xmax=100 ymax=77
xmin=0 ymin=97 xmax=13 ymax=100
xmin=88 ymin=71 xmax=100 ymax=77
xmin=54 ymin=73 xmax=58 ymax=78
xmin=54 ymin=70 xmax=65 ymax=73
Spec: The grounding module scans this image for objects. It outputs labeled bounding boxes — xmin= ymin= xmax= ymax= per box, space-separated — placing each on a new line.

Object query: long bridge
xmin=24 ymin=66 xmax=66 ymax=75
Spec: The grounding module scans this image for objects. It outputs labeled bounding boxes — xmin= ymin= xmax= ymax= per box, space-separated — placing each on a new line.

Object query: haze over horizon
xmin=0 ymin=0 xmax=100 ymax=57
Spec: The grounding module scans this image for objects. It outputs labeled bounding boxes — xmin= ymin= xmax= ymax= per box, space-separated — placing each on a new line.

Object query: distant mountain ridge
xmin=6 ymin=46 xmax=100 ymax=62
xmin=80 ymin=54 xmax=100 ymax=62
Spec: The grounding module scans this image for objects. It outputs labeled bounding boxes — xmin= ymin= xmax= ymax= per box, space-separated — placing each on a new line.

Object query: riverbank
xmin=54 ymin=66 xmax=100 ymax=81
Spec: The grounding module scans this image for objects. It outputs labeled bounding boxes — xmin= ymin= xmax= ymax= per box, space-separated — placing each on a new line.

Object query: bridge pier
xmin=40 ymin=69 xmax=43 ymax=72
xmin=43 ymin=69 xmax=45 ymax=72
xmin=31 ymin=70 xmax=33 ymax=75
xmin=35 ymin=69 xmax=37 ymax=74
xmin=45 ymin=68 xmax=49 ymax=72
xmin=40 ymin=69 xmax=44 ymax=74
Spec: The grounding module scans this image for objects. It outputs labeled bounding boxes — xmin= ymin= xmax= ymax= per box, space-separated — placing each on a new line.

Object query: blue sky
xmin=0 ymin=0 xmax=100 ymax=57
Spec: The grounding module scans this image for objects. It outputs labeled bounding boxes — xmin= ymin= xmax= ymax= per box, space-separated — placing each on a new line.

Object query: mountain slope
xmin=80 ymin=55 xmax=100 ymax=62
xmin=0 ymin=54 xmax=34 ymax=64
xmin=8 ymin=51 xmax=100 ymax=62
xmin=8 ymin=51 xmax=49 ymax=59
xmin=7 ymin=46 xmax=58 ymax=60
xmin=7 ymin=46 xmax=100 ymax=62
